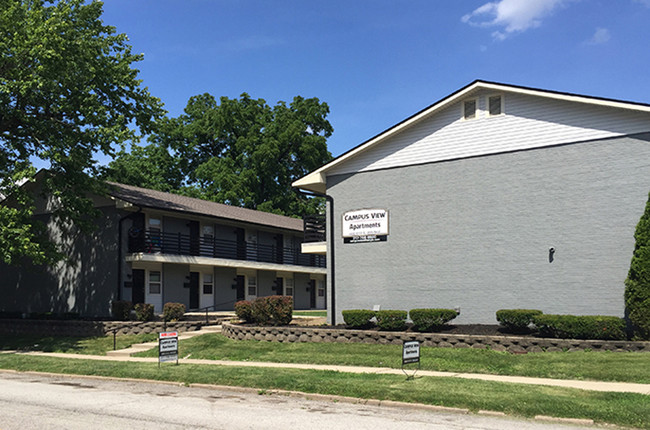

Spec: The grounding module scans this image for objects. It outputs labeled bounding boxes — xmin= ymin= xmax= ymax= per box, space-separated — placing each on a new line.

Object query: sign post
xmin=402 ymin=340 xmax=420 ymax=379
xmin=159 ymin=331 xmax=178 ymax=367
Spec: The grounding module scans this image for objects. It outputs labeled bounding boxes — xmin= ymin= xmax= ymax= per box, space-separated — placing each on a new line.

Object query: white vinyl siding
xmin=328 ymin=90 xmax=650 ymax=176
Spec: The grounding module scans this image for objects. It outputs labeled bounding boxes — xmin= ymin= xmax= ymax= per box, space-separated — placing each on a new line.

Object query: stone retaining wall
xmin=0 ymin=319 xmax=204 ymax=337
xmin=222 ymin=323 xmax=650 ymax=353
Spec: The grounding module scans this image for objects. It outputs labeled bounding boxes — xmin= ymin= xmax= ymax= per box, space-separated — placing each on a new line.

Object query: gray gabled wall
xmin=327 ymin=134 xmax=650 ymax=324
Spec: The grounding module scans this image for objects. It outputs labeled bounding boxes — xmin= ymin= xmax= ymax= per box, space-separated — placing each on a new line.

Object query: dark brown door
xmin=235 ymin=228 xmax=246 ymax=260
xmin=309 ymin=279 xmax=316 ymax=309
xmin=274 ymin=234 xmax=283 ymax=264
xmin=189 ymin=272 xmax=200 ymax=309
xmin=132 ymin=269 xmax=145 ymax=305
xmin=274 ymin=277 xmax=283 ymax=296
xmin=189 ymin=221 xmax=200 ymax=256
xmin=235 ymin=275 xmax=245 ymax=301
xmin=128 ymin=213 xmax=146 ymax=252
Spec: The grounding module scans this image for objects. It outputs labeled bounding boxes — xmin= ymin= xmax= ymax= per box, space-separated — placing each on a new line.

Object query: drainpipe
xmin=117 ymin=208 xmax=141 ymax=302
xmin=296 ymin=189 xmax=336 ymax=326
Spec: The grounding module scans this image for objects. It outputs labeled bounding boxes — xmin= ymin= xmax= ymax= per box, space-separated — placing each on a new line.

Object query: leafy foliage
xmin=533 ymin=314 xmax=626 ymax=340
xmin=409 ymin=308 xmax=459 ymax=332
xmin=134 ymin=303 xmax=154 ymax=322
xmin=376 ymin=310 xmax=408 ymax=331
xmin=247 ymin=296 xmax=293 ymax=326
xmin=341 ymin=310 xmax=376 ymax=329
xmin=104 ymin=93 xmax=333 ymax=217
xmin=496 ymin=309 xmax=543 ymax=333
xmin=110 ymin=300 xmax=132 ymax=321
xmin=234 ymin=300 xmax=253 ymax=322
xmin=163 ymin=302 xmax=185 ymax=322
xmin=0 ymin=0 xmax=163 ymax=264
xmin=625 ymin=191 xmax=650 ymax=340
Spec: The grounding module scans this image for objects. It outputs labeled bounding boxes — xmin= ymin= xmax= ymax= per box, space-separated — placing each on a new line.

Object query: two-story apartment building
xmin=1 ymin=173 xmax=326 ymax=317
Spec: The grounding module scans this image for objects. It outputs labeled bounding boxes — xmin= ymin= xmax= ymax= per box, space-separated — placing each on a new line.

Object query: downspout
xmin=296 ymin=189 xmax=336 ymax=326
xmin=117 ymin=207 xmax=141 ymax=302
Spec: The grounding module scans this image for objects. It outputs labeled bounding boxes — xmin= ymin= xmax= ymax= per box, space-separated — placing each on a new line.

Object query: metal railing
xmin=303 ymin=214 xmax=326 ymax=243
xmin=128 ymin=228 xmax=325 ymax=268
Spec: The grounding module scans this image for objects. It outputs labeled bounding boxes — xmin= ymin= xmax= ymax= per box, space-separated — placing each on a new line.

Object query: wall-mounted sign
xmin=342 ymin=209 xmax=389 ymax=244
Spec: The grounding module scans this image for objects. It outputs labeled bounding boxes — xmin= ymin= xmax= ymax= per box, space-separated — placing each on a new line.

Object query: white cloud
xmin=461 ymin=0 xmax=568 ymax=40
xmin=586 ymin=27 xmax=611 ymax=45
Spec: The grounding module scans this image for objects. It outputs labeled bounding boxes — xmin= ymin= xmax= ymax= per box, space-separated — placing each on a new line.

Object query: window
xmin=463 ymin=99 xmax=477 ymax=120
xmin=202 ymin=225 xmax=214 ymax=237
xmin=317 ymin=280 xmax=325 ymax=297
xmin=285 ymin=278 xmax=294 ymax=297
xmin=148 ymin=217 xmax=162 ymax=251
xmin=488 ymin=95 xmax=503 ymax=116
xmin=203 ymin=274 xmax=213 ymax=295
xmin=149 ymin=271 xmax=161 ymax=294
xmin=247 ymin=276 xmax=257 ymax=296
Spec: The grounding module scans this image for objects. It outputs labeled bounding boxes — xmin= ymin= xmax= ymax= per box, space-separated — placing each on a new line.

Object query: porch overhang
xmin=125 ymin=252 xmax=327 ymax=275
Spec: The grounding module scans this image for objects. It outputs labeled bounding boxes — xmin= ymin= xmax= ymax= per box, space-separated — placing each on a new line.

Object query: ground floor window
xmin=317 ymin=280 xmax=325 ymax=297
xmin=203 ymin=273 xmax=213 ymax=294
xmin=149 ymin=271 xmax=161 ymax=294
xmin=247 ymin=276 xmax=257 ymax=296
xmin=284 ymin=278 xmax=294 ymax=297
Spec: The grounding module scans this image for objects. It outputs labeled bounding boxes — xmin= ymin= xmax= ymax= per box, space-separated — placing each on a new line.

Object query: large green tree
xmin=104 ymin=93 xmax=333 ymax=216
xmin=625 ymin=191 xmax=650 ymax=340
xmin=0 ymin=0 xmax=163 ymax=264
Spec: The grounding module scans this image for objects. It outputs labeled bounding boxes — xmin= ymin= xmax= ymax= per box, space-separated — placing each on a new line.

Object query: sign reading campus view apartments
xmin=342 ymin=209 xmax=389 ymax=243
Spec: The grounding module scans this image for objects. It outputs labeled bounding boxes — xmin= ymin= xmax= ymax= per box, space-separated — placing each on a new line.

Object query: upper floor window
xmin=463 ymin=99 xmax=477 ymax=120
xmin=488 ymin=95 xmax=503 ymax=116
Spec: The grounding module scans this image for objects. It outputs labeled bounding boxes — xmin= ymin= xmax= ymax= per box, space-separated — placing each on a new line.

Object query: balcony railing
xmin=303 ymin=214 xmax=326 ymax=243
xmin=128 ymin=229 xmax=326 ymax=268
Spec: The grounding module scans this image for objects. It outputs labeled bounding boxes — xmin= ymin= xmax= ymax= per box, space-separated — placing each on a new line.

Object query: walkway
xmin=13 ymin=324 xmax=650 ymax=396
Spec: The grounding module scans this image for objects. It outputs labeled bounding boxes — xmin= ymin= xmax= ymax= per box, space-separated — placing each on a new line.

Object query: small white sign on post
xmin=402 ymin=340 xmax=420 ymax=379
xmin=159 ymin=331 xmax=178 ymax=365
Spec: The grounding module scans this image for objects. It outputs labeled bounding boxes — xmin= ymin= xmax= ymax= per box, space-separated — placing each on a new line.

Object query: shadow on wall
xmin=1 ymin=207 xmax=120 ymax=317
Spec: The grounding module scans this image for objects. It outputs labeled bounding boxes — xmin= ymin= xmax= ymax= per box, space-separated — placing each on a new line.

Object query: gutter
xmin=295 ymin=189 xmax=336 ymax=326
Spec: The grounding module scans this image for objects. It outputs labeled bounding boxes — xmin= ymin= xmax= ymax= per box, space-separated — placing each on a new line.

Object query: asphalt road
xmin=0 ymin=372 xmax=594 ymax=430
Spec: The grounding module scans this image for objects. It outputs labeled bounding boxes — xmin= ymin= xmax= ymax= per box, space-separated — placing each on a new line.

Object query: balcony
xmin=303 ymin=214 xmax=326 ymax=243
xmin=127 ymin=229 xmax=325 ymax=268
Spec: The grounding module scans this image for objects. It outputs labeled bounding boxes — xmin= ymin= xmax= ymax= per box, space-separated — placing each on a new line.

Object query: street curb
xmin=0 ymin=369 xmax=608 ymax=427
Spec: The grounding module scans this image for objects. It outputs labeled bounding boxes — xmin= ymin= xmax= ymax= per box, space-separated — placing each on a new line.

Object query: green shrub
xmin=533 ymin=314 xmax=626 ymax=340
xmin=267 ymin=295 xmax=293 ymax=325
xmin=376 ymin=310 xmax=407 ymax=331
xmin=409 ymin=308 xmax=458 ymax=332
xmin=134 ymin=303 xmax=154 ymax=322
xmin=162 ymin=302 xmax=185 ymax=322
xmin=111 ymin=300 xmax=132 ymax=321
xmin=234 ymin=300 xmax=253 ymax=322
xmin=342 ymin=310 xmax=376 ymax=329
xmin=496 ymin=309 xmax=543 ymax=333
xmin=250 ymin=297 xmax=273 ymax=325
xmin=625 ymin=191 xmax=650 ymax=340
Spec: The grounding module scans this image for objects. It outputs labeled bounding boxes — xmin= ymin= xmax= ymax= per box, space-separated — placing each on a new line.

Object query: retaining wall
xmin=222 ymin=323 xmax=650 ymax=353
xmin=0 ymin=319 xmax=204 ymax=337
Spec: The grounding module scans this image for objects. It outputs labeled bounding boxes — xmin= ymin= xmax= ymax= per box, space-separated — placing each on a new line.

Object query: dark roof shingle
xmin=108 ymin=182 xmax=303 ymax=232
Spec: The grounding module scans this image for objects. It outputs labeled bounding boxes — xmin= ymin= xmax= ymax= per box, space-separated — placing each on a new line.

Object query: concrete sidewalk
xmin=10 ymin=324 xmax=650 ymax=396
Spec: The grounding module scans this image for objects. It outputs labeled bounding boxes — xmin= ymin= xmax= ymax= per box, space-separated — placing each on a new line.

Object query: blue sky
xmin=101 ymin=0 xmax=650 ymax=159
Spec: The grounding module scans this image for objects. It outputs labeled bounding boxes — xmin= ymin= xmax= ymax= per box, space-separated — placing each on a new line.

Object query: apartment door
xmin=132 ymin=269 xmax=145 ymax=305
xmin=309 ymin=279 xmax=316 ymax=309
xmin=189 ymin=221 xmax=200 ymax=256
xmin=189 ymin=271 xmax=200 ymax=309
xmin=235 ymin=275 xmax=246 ymax=301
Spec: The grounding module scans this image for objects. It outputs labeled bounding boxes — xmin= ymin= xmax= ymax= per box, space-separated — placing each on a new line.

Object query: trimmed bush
xmin=234 ymin=300 xmax=253 ymax=322
xmin=625 ymin=191 xmax=650 ymax=340
xmin=409 ymin=308 xmax=458 ymax=332
xmin=496 ymin=309 xmax=543 ymax=333
xmin=163 ymin=302 xmax=185 ymax=322
xmin=111 ymin=300 xmax=132 ymax=321
xmin=250 ymin=297 xmax=273 ymax=325
xmin=342 ymin=310 xmax=376 ymax=329
xmin=134 ymin=303 xmax=154 ymax=322
xmin=376 ymin=310 xmax=408 ymax=331
xmin=533 ymin=314 xmax=626 ymax=340
xmin=267 ymin=295 xmax=293 ymax=326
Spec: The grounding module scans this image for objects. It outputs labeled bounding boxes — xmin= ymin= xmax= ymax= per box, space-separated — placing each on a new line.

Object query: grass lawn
xmin=0 ymin=354 xmax=648 ymax=429
xmin=293 ymin=310 xmax=327 ymax=317
xmin=134 ymin=333 xmax=650 ymax=383
xmin=0 ymin=333 xmax=157 ymax=355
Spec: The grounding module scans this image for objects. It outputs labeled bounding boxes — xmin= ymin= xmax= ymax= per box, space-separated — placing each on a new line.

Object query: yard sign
xmin=159 ymin=331 xmax=178 ymax=366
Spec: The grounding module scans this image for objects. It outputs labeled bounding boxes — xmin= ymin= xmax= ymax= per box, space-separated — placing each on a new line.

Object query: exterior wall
xmin=257 ymin=270 xmax=277 ymax=297
xmin=214 ymin=267 xmax=238 ymax=310
xmin=0 ymin=206 xmax=124 ymax=317
xmin=328 ymin=90 xmax=650 ymax=176
xmin=162 ymin=263 xmax=190 ymax=307
xmin=327 ymin=134 xmax=650 ymax=324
